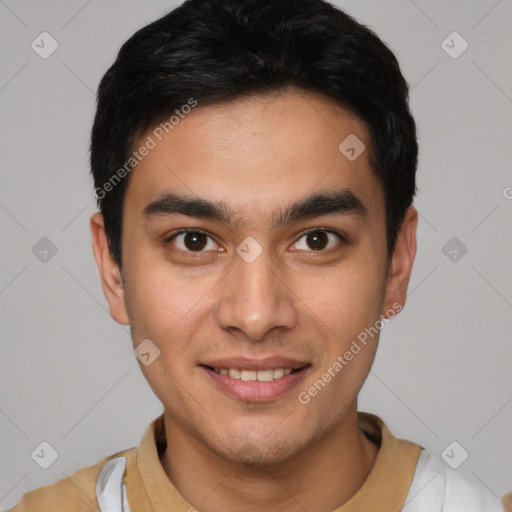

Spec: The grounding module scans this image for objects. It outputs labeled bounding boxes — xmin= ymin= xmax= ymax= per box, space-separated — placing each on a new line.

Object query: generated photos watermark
xmin=298 ymin=301 xmax=403 ymax=405
xmin=93 ymin=98 xmax=198 ymax=201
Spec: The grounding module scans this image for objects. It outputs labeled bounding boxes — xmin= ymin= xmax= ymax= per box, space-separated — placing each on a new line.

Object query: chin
xmin=211 ymin=429 xmax=310 ymax=467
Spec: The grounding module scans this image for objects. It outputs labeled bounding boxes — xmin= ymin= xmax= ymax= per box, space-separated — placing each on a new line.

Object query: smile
xmin=207 ymin=367 xmax=298 ymax=381
xmin=200 ymin=364 xmax=310 ymax=402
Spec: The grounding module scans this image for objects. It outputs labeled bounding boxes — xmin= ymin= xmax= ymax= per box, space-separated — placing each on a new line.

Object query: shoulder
xmin=403 ymin=449 xmax=507 ymax=512
xmin=5 ymin=447 xmax=137 ymax=512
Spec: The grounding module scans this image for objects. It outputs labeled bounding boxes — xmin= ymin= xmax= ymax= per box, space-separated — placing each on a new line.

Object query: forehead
xmin=124 ymin=89 xmax=383 ymax=227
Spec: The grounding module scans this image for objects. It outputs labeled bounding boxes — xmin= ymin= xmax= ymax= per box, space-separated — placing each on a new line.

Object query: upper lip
xmin=200 ymin=356 xmax=310 ymax=371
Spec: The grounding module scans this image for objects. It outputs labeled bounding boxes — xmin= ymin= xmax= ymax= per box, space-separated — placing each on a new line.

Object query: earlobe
xmin=90 ymin=212 xmax=130 ymax=325
xmin=381 ymin=206 xmax=418 ymax=317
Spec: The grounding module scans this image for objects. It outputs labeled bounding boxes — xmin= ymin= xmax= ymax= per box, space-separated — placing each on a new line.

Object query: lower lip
xmin=201 ymin=366 xmax=310 ymax=402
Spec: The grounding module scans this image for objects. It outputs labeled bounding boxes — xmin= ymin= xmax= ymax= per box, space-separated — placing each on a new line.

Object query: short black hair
xmin=90 ymin=0 xmax=417 ymax=269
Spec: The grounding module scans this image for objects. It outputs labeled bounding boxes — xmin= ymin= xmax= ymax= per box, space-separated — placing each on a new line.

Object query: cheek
xmin=123 ymin=258 xmax=223 ymax=383
xmin=292 ymin=260 xmax=384 ymax=336
xmin=124 ymin=248 xmax=210 ymax=329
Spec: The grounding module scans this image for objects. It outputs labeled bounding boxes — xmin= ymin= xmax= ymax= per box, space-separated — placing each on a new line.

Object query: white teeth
xmin=241 ymin=370 xmax=257 ymax=381
xmin=273 ymin=368 xmax=284 ymax=378
xmin=257 ymin=369 xmax=274 ymax=381
xmin=214 ymin=367 xmax=299 ymax=381
xmin=228 ymin=368 xmax=241 ymax=379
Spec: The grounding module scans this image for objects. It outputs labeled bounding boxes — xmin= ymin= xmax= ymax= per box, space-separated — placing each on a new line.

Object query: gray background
xmin=0 ymin=0 xmax=511 ymax=509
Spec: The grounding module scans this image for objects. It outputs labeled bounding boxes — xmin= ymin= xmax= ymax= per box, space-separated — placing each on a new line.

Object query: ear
xmin=382 ymin=206 xmax=418 ymax=317
xmin=90 ymin=212 xmax=130 ymax=325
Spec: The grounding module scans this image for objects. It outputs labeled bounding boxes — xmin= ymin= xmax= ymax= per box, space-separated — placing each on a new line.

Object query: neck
xmin=159 ymin=404 xmax=379 ymax=512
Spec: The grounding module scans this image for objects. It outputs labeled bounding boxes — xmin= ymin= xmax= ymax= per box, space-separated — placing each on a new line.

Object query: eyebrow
xmin=142 ymin=189 xmax=368 ymax=230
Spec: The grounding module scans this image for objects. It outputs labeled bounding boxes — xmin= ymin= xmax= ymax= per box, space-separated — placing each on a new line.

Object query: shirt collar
xmin=133 ymin=411 xmax=423 ymax=512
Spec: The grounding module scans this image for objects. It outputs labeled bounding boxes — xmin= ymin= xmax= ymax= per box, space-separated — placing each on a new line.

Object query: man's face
xmin=95 ymin=89 xmax=410 ymax=464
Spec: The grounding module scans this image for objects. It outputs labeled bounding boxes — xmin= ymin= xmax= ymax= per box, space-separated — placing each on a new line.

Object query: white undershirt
xmin=96 ymin=450 xmax=505 ymax=512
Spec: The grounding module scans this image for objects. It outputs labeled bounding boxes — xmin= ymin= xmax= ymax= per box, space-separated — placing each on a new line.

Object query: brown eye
xmin=183 ymin=232 xmax=208 ymax=251
xmin=291 ymin=229 xmax=343 ymax=252
xmin=306 ymin=231 xmax=329 ymax=250
xmin=168 ymin=230 xmax=218 ymax=252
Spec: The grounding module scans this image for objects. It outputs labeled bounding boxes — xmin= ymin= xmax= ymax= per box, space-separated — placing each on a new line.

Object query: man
xmin=8 ymin=0 xmax=511 ymax=510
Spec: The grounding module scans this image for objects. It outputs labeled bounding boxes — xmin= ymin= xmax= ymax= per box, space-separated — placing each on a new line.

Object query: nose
xmin=215 ymin=244 xmax=298 ymax=341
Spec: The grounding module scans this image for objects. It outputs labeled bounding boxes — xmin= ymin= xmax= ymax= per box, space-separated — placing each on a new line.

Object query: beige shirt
xmin=6 ymin=411 xmax=496 ymax=511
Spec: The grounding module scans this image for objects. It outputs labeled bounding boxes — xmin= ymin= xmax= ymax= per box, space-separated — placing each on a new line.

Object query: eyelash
xmin=163 ymin=227 xmax=346 ymax=255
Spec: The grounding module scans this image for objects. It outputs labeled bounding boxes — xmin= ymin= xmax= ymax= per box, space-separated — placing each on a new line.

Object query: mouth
xmin=199 ymin=361 xmax=311 ymax=402
xmin=201 ymin=365 xmax=304 ymax=381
